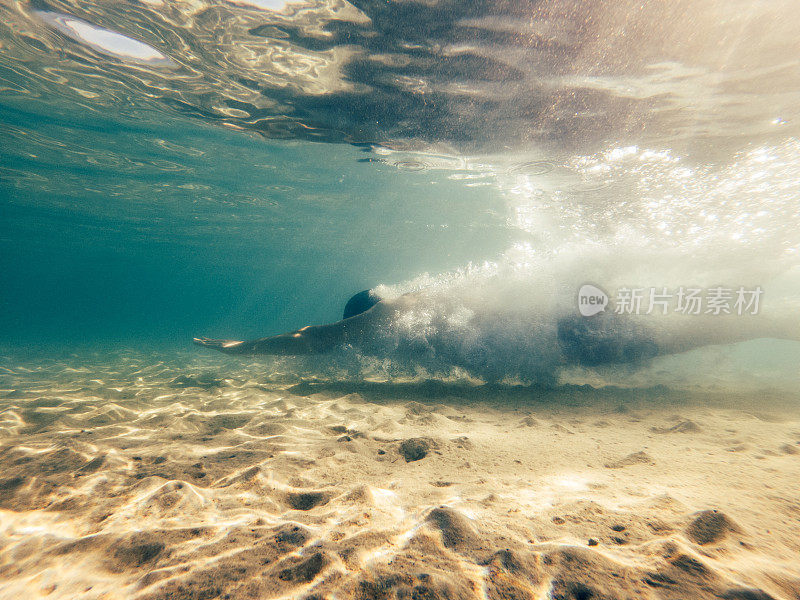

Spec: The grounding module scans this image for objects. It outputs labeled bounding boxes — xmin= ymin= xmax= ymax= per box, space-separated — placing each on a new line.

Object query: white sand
xmin=0 ymin=350 xmax=798 ymax=600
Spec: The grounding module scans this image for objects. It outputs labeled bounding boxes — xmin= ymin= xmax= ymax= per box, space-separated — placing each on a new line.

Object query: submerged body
xmin=194 ymin=290 xmax=405 ymax=356
xmin=194 ymin=289 xmax=800 ymax=368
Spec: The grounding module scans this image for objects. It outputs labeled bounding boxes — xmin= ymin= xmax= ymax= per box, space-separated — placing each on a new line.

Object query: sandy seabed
xmin=0 ymin=349 xmax=798 ymax=600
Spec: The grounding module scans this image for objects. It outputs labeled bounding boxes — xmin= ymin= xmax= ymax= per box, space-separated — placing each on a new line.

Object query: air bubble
xmin=394 ymin=161 xmax=427 ymax=172
xmin=507 ymin=161 xmax=555 ymax=176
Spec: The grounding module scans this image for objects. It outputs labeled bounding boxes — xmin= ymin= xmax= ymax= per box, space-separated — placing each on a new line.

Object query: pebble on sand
xmin=399 ymin=438 xmax=431 ymax=462
xmin=686 ymin=510 xmax=739 ymax=545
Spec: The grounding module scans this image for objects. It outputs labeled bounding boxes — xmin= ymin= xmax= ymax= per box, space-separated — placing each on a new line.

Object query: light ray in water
xmin=0 ymin=2 xmax=799 ymax=596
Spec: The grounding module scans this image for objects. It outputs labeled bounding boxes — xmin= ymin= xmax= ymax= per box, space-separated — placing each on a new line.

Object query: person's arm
xmin=193 ymin=300 xmax=390 ymax=356
xmin=193 ymin=319 xmax=359 ymax=355
xmin=193 ymin=292 xmax=418 ymax=356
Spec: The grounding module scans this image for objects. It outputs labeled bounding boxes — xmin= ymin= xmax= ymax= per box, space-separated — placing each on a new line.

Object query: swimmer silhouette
xmin=194 ymin=289 xmax=799 ymax=365
xmin=193 ymin=290 xmax=403 ymax=356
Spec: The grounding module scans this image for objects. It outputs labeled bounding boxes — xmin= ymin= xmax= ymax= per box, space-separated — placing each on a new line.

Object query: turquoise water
xmin=1 ymin=98 xmax=509 ymax=346
xmin=2 ymin=0 xmax=800 ymax=390
xmin=2 ymin=6 xmax=800 ymax=598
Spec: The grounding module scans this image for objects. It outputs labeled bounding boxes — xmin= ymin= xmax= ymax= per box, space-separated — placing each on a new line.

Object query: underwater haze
xmin=2 ymin=0 xmax=800 ymax=389
xmin=2 ymin=1 xmax=800 ymax=599
xmin=1 ymin=102 xmax=511 ymax=348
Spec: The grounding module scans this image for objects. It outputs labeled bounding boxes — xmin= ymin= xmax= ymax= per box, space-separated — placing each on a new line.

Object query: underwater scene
xmin=1 ymin=0 xmax=800 ymax=598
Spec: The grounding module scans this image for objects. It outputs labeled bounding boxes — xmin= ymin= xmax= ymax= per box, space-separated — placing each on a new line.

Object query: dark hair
xmin=343 ymin=289 xmax=380 ymax=320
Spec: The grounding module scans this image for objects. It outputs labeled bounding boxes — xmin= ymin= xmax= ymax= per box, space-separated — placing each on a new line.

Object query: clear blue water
xmin=1 ymin=98 xmax=510 ymax=347
xmin=4 ymin=7 xmax=800 ymax=597
xmin=1 ymin=0 xmax=799 ymax=390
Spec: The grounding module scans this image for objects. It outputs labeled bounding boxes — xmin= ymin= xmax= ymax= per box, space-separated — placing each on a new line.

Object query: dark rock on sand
xmin=686 ymin=510 xmax=738 ymax=545
xmin=399 ymin=438 xmax=431 ymax=462
xmin=274 ymin=524 xmax=311 ymax=547
xmin=611 ymin=536 xmax=627 ymax=545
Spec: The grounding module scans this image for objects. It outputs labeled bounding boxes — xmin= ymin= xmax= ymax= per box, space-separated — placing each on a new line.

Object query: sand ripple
xmin=0 ymin=349 xmax=798 ymax=599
